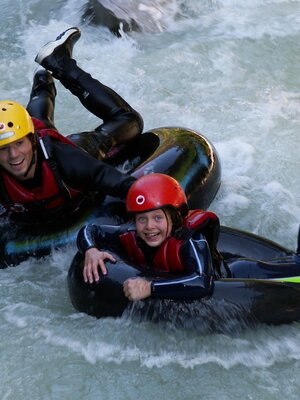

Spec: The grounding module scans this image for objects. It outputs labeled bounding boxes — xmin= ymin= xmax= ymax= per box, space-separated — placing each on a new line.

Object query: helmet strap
xmin=23 ymin=133 xmax=37 ymax=179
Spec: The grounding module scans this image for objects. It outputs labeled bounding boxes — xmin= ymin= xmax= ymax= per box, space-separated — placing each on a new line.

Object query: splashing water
xmin=1 ymin=1 xmax=300 ymax=399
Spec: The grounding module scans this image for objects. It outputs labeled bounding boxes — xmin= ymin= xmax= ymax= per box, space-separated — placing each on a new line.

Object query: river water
xmin=1 ymin=0 xmax=300 ymax=399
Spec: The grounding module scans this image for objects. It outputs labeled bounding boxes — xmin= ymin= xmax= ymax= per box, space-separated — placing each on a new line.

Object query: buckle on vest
xmin=10 ymin=203 xmax=27 ymax=213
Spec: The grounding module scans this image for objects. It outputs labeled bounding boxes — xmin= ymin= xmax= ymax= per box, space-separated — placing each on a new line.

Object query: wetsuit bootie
xmin=35 ymin=27 xmax=81 ymax=79
xmin=26 ymin=69 xmax=57 ymax=128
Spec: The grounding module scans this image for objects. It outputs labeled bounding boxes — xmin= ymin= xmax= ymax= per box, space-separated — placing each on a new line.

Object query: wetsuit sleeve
xmin=52 ymin=142 xmax=136 ymax=198
xmin=77 ymin=223 xmax=121 ymax=253
xmin=151 ymin=236 xmax=214 ymax=300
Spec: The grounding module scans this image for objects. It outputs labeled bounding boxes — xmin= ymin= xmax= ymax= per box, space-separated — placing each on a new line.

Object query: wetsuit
xmin=0 ymin=126 xmax=136 ymax=221
xmin=26 ymin=58 xmax=144 ymax=159
xmin=0 ymin=57 xmax=143 ymax=221
xmin=77 ymin=211 xmax=230 ymax=300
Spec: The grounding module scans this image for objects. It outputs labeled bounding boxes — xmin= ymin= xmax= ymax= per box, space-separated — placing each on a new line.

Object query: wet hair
xmin=162 ymin=206 xmax=191 ymax=240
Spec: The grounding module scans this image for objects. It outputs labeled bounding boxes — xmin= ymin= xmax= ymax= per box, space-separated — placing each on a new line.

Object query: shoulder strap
xmin=38 ymin=135 xmax=73 ymax=201
xmin=184 ymin=209 xmax=219 ymax=230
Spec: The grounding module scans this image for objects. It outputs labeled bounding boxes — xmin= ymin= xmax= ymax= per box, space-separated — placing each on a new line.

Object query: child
xmin=76 ymin=174 xmax=230 ymax=301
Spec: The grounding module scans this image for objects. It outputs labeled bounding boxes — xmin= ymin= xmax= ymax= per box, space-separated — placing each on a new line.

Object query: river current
xmin=1 ymin=0 xmax=300 ymax=399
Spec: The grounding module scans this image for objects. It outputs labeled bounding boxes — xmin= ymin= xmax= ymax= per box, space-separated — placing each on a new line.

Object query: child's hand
xmin=83 ymin=248 xmax=116 ymax=283
xmin=123 ymin=278 xmax=151 ymax=300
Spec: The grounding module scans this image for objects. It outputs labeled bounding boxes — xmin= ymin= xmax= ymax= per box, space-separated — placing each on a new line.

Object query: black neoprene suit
xmin=0 ymin=58 xmax=144 ymax=219
xmin=77 ymin=222 xmax=218 ymax=300
xmin=27 ymin=57 xmax=144 ymax=158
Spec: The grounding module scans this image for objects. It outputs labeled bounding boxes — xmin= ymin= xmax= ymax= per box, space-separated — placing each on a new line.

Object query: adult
xmin=0 ymin=27 xmax=143 ymax=222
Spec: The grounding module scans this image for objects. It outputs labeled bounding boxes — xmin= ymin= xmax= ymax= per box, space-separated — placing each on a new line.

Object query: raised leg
xmin=26 ymin=70 xmax=57 ymax=129
xmin=35 ymin=27 xmax=143 ymax=158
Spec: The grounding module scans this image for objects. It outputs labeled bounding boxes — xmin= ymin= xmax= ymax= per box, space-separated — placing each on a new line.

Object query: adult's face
xmin=0 ymin=136 xmax=35 ymax=180
xmin=135 ymin=208 xmax=172 ymax=247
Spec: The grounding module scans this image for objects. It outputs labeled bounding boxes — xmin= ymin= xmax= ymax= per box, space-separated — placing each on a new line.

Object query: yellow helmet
xmin=0 ymin=100 xmax=35 ymax=146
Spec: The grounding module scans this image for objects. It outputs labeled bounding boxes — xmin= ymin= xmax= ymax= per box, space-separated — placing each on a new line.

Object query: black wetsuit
xmin=26 ymin=58 xmax=144 ymax=159
xmin=51 ymin=140 xmax=134 ymax=197
xmin=77 ymin=221 xmax=229 ymax=300
xmin=0 ymin=57 xmax=143 ymax=221
xmin=0 ymin=129 xmax=138 ymax=222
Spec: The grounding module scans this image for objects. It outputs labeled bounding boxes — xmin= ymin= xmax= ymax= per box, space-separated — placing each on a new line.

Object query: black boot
xmin=67 ymin=131 xmax=113 ymax=160
xmin=27 ymin=70 xmax=57 ymax=128
xmin=35 ymin=27 xmax=81 ymax=79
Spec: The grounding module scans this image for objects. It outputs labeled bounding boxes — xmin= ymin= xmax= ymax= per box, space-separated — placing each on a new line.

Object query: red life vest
xmin=119 ymin=210 xmax=219 ymax=273
xmin=0 ymin=118 xmax=82 ymax=214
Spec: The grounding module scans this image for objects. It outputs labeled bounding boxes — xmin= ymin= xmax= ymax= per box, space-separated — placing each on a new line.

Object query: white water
xmin=1 ymin=0 xmax=300 ymax=399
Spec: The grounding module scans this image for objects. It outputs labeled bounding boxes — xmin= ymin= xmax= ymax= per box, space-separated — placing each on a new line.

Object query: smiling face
xmin=0 ymin=135 xmax=35 ymax=180
xmin=135 ymin=208 xmax=172 ymax=247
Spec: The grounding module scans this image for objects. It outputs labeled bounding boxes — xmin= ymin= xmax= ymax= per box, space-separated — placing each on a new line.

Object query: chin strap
xmin=23 ymin=133 xmax=37 ymax=179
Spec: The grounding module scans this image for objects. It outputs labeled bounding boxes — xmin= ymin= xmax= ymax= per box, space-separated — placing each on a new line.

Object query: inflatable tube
xmin=0 ymin=127 xmax=220 ymax=268
xmin=217 ymin=226 xmax=294 ymax=260
xmin=67 ymin=227 xmax=300 ymax=329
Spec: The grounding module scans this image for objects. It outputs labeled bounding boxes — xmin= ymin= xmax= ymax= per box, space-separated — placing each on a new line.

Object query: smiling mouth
xmin=145 ymin=232 xmax=160 ymax=239
xmin=9 ymin=159 xmax=24 ymax=167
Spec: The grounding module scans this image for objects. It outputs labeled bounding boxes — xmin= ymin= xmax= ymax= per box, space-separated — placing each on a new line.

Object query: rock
xmin=82 ymin=0 xmax=173 ymax=36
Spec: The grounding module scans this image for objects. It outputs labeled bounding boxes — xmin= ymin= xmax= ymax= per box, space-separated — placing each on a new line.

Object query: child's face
xmin=135 ymin=208 xmax=172 ymax=247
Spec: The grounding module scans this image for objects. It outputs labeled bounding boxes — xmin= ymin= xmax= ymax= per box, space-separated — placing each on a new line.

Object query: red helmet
xmin=126 ymin=173 xmax=188 ymax=216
